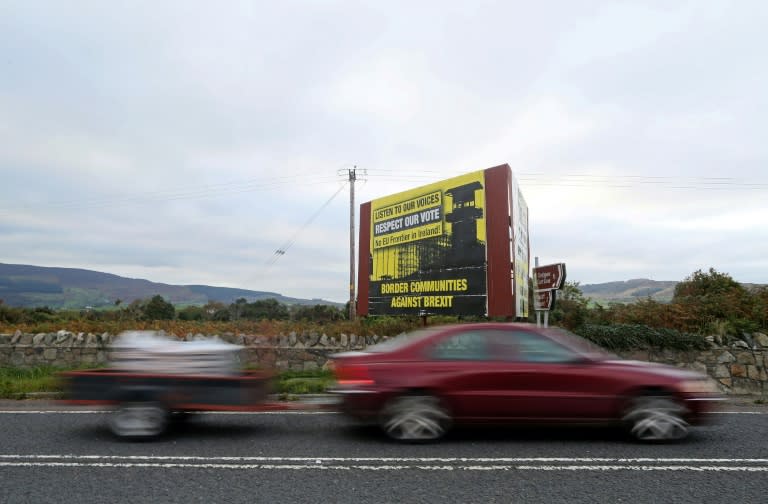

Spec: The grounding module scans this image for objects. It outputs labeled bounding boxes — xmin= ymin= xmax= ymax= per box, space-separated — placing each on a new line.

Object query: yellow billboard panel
xmin=368 ymin=170 xmax=487 ymax=315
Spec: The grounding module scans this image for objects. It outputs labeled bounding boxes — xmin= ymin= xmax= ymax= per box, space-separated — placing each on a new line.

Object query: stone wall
xmin=615 ymin=344 xmax=767 ymax=396
xmin=1 ymin=330 xmax=766 ymax=396
xmin=0 ymin=330 xmax=384 ymax=372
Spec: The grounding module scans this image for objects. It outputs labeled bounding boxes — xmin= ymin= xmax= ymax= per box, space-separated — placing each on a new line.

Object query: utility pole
xmin=348 ymin=167 xmax=357 ymax=321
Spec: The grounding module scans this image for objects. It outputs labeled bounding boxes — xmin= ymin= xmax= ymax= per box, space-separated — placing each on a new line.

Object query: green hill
xmin=579 ymin=279 xmax=678 ymax=304
xmin=0 ymin=263 xmax=341 ymax=309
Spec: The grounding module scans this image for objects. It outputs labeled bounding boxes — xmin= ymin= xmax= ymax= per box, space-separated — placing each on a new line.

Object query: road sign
xmin=534 ymin=290 xmax=555 ymax=311
xmin=534 ymin=263 xmax=566 ymax=291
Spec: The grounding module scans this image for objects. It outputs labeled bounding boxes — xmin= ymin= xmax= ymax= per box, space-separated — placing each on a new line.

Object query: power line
xmin=361 ymin=171 xmax=768 ymax=191
xmin=265 ymin=182 xmax=348 ymax=267
xmin=0 ymin=173 xmax=342 ymax=216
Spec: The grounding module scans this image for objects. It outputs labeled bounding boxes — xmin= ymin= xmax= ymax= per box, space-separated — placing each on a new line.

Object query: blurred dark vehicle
xmin=60 ymin=331 xmax=276 ymax=440
xmin=61 ymin=368 xmax=275 ymax=440
xmin=329 ymin=323 xmax=721 ymax=442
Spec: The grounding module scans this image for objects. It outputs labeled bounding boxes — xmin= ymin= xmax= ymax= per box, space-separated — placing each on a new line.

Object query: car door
xmin=489 ymin=329 xmax=618 ymax=420
xmin=419 ymin=328 xmax=524 ymax=420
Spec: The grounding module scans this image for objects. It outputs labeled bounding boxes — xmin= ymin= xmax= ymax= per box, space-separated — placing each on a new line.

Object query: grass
xmin=0 ymin=366 xmax=69 ymax=399
xmin=274 ymin=369 xmax=335 ymax=396
xmin=0 ymin=365 xmax=336 ymax=399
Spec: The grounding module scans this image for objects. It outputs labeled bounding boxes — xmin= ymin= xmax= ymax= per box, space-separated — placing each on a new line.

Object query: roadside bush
xmin=549 ymin=281 xmax=590 ymax=330
xmin=671 ymin=268 xmax=760 ymax=335
xmin=359 ymin=316 xmax=422 ymax=336
xmin=0 ymin=305 xmax=24 ymax=324
xmin=575 ymin=324 xmax=710 ymax=351
xmin=291 ymin=304 xmax=344 ymax=323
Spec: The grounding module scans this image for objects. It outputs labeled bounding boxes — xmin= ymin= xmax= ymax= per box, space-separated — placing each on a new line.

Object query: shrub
xmin=575 ymin=324 xmax=710 ymax=351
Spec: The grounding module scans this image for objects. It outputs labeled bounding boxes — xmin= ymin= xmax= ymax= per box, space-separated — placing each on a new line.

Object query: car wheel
xmin=380 ymin=395 xmax=451 ymax=442
xmin=109 ymin=401 xmax=169 ymax=440
xmin=623 ymin=396 xmax=689 ymax=442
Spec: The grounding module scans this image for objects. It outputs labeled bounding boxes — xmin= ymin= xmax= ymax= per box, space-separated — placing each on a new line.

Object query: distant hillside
xmin=579 ymin=279 xmax=678 ymax=304
xmin=579 ymin=278 xmax=766 ymax=305
xmin=0 ymin=263 xmax=342 ymax=309
xmin=3 ymin=264 xmax=760 ymax=310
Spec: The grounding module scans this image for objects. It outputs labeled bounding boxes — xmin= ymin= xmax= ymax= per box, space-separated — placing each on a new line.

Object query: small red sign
xmin=534 ymin=263 xmax=566 ymax=291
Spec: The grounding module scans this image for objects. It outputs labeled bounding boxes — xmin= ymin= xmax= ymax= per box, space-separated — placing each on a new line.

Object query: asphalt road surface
xmin=1 ymin=399 xmax=766 ymax=504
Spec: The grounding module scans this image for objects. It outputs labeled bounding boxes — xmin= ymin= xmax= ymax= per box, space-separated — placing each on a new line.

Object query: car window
xmin=539 ymin=326 xmax=617 ymax=359
xmin=365 ymin=327 xmax=443 ymax=353
xmin=429 ymin=330 xmax=490 ymax=361
xmin=485 ymin=330 xmax=521 ymax=361
xmin=513 ymin=331 xmax=579 ymax=363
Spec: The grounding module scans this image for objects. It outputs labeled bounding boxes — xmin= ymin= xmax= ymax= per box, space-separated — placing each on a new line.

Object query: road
xmin=0 ymin=400 xmax=766 ymax=504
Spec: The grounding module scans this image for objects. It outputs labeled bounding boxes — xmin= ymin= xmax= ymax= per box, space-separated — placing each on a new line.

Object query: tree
xmin=203 ymin=301 xmax=229 ymax=321
xmin=229 ymin=298 xmax=248 ymax=321
xmin=673 ymin=268 xmax=745 ymax=304
xmin=124 ymin=299 xmax=145 ymax=320
xmin=752 ymin=286 xmax=768 ymax=331
xmin=144 ymin=295 xmax=175 ymax=320
xmin=672 ymin=268 xmax=757 ymax=335
xmin=241 ymin=298 xmax=289 ymax=320
xmin=549 ymin=281 xmax=590 ymax=330
xmin=178 ymin=305 xmax=206 ymax=321
xmin=291 ymin=304 xmax=344 ymax=323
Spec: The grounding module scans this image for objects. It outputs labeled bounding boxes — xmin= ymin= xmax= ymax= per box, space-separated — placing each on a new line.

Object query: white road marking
xmin=0 ymin=462 xmax=766 ymax=471
xmin=0 ymin=455 xmax=767 ymax=472
xmin=711 ymin=411 xmax=767 ymax=414
xmin=2 ymin=455 xmax=768 ymax=463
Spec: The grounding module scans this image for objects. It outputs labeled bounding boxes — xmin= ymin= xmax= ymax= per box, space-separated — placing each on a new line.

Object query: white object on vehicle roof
xmin=109 ymin=330 xmax=243 ymax=375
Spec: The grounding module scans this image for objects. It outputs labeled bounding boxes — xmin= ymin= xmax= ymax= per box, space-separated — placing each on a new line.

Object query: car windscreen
xmin=539 ymin=326 xmax=617 ymax=359
xmin=364 ymin=327 xmax=444 ymax=353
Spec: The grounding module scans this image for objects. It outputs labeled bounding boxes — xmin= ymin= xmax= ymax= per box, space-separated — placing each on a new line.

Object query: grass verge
xmin=0 ymin=366 xmax=69 ymax=399
xmin=274 ymin=369 xmax=336 ymax=398
xmin=0 ymin=366 xmax=336 ymax=399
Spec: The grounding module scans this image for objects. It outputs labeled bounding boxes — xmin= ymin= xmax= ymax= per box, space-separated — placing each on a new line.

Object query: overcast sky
xmin=1 ymin=0 xmax=766 ymax=303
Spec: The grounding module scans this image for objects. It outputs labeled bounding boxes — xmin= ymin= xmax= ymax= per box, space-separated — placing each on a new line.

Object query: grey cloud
xmin=1 ymin=1 xmax=766 ymax=302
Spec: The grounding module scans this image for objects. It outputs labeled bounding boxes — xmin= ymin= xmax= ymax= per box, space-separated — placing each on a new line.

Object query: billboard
xmin=357 ymin=164 xmax=529 ymax=318
xmin=511 ymin=173 xmax=530 ymax=318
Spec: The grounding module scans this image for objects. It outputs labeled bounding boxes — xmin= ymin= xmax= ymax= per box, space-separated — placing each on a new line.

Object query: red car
xmin=329 ymin=323 xmax=721 ymax=442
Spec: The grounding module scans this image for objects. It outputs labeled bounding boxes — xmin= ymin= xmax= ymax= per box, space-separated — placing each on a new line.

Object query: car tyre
xmin=109 ymin=401 xmax=169 ymax=440
xmin=623 ymin=395 xmax=689 ymax=442
xmin=380 ymin=395 xmax=451 ymax=442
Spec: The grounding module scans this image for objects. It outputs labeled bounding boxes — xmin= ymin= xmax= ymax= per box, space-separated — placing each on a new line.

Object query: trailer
xmin=60 ymin=368 xmax=287 ymax=439
xmin=58 ymin=330 xmax=338 ymax=439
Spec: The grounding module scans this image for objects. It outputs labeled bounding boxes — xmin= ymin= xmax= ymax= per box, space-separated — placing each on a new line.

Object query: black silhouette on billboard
xmin=368 ymin=179 xmax=487 ymax=316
